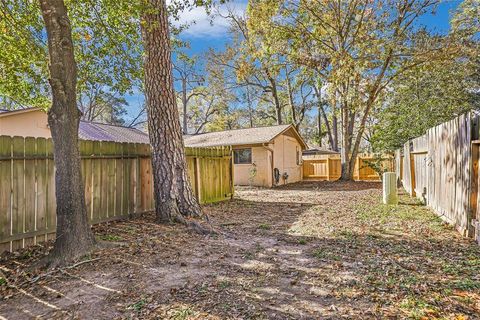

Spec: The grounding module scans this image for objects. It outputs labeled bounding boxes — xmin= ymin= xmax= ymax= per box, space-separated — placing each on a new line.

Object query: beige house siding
xmin=233 ymin=128 xmax=304 ymax=187
xmin=0 ymin=109 xmax=51 ymax=138
xmin=233 ymin=146 xmax=272 ymax=187
xmin=272 ymin=133 xmax=303 ymax=185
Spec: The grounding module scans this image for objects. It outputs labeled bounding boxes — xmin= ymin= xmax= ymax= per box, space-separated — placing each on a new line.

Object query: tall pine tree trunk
xmin=140 ymin=0 xmax=204 ymax=226
xmin=39 ymin=0 xmax=95 ymax=266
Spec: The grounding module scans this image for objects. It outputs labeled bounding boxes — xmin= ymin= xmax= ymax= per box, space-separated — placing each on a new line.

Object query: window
xmin=234 ymin=148 xmax=252 ymax=164
xmin=296 ymin=146 xmax=302 ymax=165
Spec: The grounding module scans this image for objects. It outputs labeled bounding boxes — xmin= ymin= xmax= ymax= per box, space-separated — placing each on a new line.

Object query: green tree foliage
xmin=0 ymin=0 xmax=142 ymax=115
xmin=371 ymin=58 xmax=479 ymax=152
xmin=371 ymin=1 xmax=480 ymax=152
xmin=247 ymin=0 xmax=467 ymax=179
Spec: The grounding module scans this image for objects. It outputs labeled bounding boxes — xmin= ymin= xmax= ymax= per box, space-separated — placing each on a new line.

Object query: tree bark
xmin=340 ymin=102 xmax=352 ymax=180
xmin=265 ymin=73 xmax=282 ymax=125
xmin=140 ymin=0 xmax=205 ymax=227
xmin=317 ymin=105 xmax=322 ymax=147
xmin=181 ymin=77 xmax=188 ymax=135
xmin=39 ymin=0 xmax=95 ymax=266
xmin=332 ymin=113 xmax=339 ymax=151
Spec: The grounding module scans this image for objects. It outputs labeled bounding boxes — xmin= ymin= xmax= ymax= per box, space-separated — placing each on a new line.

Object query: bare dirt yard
xmin=1 ymin=181 xmax=480 ymax=319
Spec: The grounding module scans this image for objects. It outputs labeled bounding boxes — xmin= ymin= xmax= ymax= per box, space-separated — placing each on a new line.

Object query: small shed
xmin=184 ymin=125 xmax=307 ymax=187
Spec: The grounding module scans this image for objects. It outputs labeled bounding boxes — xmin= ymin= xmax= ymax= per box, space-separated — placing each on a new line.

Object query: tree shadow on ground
xmin=0 ymin=183 xmax=479 ymax=319
xmin=275 ymin=180 xmax=382 ymax=192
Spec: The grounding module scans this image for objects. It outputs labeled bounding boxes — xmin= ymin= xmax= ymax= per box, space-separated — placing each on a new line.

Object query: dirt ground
xmin=1 ymin=181 xmax=480 ymax=319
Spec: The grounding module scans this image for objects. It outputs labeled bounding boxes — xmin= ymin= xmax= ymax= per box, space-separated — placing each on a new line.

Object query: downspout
xmin=262 ymin=143 xmax=275 ymax=187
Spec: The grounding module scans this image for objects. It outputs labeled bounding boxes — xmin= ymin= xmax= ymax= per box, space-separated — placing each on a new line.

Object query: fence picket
xmin=0 ymin=136 xmax=233 ymax=252
xmin=396 ymin=112 xmax=476 ymax=238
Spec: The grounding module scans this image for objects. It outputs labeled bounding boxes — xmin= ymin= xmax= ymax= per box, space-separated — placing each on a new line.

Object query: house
xmin=0 ymin=108 xmax=150 ymax=144
xmin=184 ymin=124 xmax=307 ymax=187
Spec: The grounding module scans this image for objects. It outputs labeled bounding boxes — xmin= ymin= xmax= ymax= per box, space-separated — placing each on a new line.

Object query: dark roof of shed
xmin=303 ymin=147 xmax=340 ymax=155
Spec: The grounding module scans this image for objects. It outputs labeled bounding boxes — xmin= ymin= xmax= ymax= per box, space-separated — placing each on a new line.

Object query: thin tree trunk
xmin=141 ymin=0 xmax=207 ymax=231
xmin=340 ymin=104 xmax=350 ymax=180
xmin=314 ymin=85 xmax=335 ymax=149
xmin=182 ymin=77 xmax=188 ymax=134
xmin=266 ymin=74 xmax=282 ymax=125
xmin=317 ymin=107 xmax=322 ymax=147
xmin=285 ymin=69 xmax=297 ymax=127
xmin=332 ymin=113 xmax=339 ymax=151
xmin=245 ymin=89 xmax=254 ymax=128
xmin=39 ymin=0 xmax=95 ymax=267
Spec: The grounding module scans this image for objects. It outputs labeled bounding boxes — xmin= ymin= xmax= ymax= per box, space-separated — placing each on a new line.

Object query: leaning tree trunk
xmin=140 ymin=0 xmax=203 ymax=224
xmin=39 ymin=0 xmax=95 ymax=266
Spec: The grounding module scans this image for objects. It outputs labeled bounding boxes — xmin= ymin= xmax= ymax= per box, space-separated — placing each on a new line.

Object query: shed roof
xmin=303 ymin=147 xmax=340 ymax=155
xmin=183 ymin=124 xmax=307 ymax=149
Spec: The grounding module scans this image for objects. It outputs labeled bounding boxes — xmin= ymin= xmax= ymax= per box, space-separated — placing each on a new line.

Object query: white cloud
xmin=171 ymin=1 xmax=247 ymax=39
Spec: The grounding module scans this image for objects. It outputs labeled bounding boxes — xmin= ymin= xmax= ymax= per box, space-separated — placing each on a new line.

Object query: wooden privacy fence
xmin=0 ymin=135 xmax=233 ymax=252
xmin=396 ymin=112 xmax=480 ymax=241
xmin=302 ymin=154 xmax=393 ymax=181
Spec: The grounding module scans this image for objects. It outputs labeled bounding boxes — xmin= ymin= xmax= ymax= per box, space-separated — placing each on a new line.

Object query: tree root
xmin=172 ymin=213 xmax=217 ymax=235
xmin=26 ymin=258 xmax=100 ymax=285
xmin=33 ymin=240 xmax=97 ymax=270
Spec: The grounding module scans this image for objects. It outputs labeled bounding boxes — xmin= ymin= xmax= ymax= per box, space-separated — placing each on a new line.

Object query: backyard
xmin=1 ymin=181 xmax=479 ymax=319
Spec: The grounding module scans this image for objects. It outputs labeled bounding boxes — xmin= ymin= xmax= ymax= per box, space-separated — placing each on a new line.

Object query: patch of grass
xmin=297 ymin=238 xmax=307 ymax=245
xmin=311 ymin=248 xmax=340 ymax=261
xmin=243 ymin=251 xmax=255 ymax=260
xmin=355 ymin=193 xmax=446 ymax=235
xmin=20 ymin=250 xmax=33 ymax=259
xmin=450 ymin=279 xmax=480 ymax=290
xmin=221 ymin=303 xmax=232 ymax=311
xmin=218 ymin=280 xmax=231 ymax=290
xmin=337 ymin=230 xmax=356 ymax=240
xmin=399 ymin=296 xmax=438 ymax=320
xmin=100 ymin=234 xmax=122 ymax=241
xmin=171 ymin=307 xmax=196 ymax=320
xmin=0 ymin=277 xmax=7 ymax=286
xmin=258 ymin=223 xmax=271 ymax=230
xmin=127 ymin=298 xmax=146 ymax=312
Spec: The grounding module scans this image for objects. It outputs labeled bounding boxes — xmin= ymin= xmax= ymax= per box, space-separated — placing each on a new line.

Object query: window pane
xmin=234 ymin=148 xmax=252 ymax=164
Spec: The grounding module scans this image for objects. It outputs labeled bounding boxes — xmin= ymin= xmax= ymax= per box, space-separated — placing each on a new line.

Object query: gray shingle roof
xmin=79 ymin=121 xmax=149 ymax=144
xmin=183 ymin=124 xmax=294 ymax=148
xmin=303 ymin=147 xmax=340 ymax=155
xmin=0 ymin=108 xmax=150 ymax=144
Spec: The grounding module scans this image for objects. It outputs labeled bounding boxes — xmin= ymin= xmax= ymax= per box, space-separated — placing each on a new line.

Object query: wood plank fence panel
xmin=302 ymin=154 xmax=393 ymax=181
xmin=0 ymin=138 xmax=233 ymax=252
xmin=0 ymin=136 xmax=11 ymax=252
xmin=399 ymin=112 xmax=476 ymax=239
xmin=402 ymin=142 xmax=413 ymax=195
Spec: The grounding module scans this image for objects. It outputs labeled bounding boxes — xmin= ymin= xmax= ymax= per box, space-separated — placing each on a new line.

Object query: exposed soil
xmin=1 ymin=181 xmax=479 ymax=319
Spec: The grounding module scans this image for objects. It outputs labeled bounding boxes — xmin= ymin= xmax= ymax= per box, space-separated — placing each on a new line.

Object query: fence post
xmin=326 ymin=157 xmax=330 ymax=181
xmin=355 ymin=156 xmax=360 ymax=181
xmin=410 ymin=152 xmax=416 ymax=198
xmin=470 ymin=143 xmax=479 ymax=241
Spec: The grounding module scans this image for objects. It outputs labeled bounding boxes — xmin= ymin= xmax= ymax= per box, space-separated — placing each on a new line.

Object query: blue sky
xmin=123 ymin=0 xmax=463 ymax=124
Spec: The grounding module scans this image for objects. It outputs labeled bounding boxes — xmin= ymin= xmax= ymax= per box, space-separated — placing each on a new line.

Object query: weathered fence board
xmin=396 ymin=112 xmax=477 ymax=239
xmin=0 ymin=137 xmax=233 ymax=252
xmin=302 ymin=154 xmax=393 ymax=181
